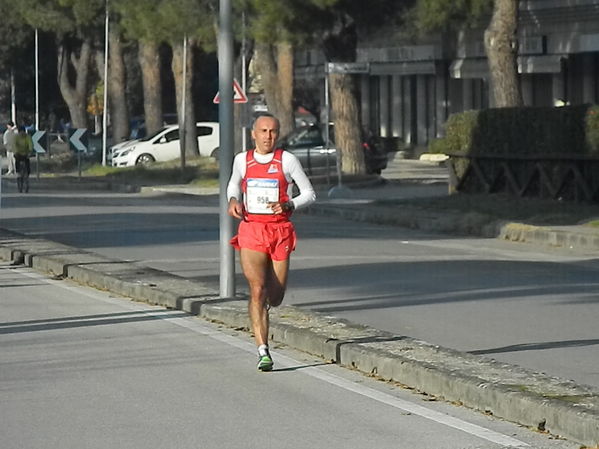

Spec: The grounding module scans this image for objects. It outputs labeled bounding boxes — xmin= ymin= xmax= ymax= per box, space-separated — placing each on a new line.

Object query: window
xmin=196 ymin=126 xmax=214 ymax=137
xmin=164 ymin=130 xmax=179 ymax=142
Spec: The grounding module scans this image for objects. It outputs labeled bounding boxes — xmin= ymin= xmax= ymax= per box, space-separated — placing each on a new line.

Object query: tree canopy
xmin=0 ymin=0 xmax=34 ymax=71
xmin=16 ymin=0 xmax=105 ymax=36
xmin=409 ymin=0 xmax=493 ymax=35
xmin=116 ymin=0 xmax=216 ymax=48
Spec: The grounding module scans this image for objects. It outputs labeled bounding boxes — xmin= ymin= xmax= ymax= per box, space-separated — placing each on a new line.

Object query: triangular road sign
xmin=213 ymin=78 xmax=248 ymax=104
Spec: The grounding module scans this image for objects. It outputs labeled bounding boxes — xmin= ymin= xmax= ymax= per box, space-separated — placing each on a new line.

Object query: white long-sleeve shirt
xmin=227 ymin=150 xmax=316 ymax=210
xmin=3 ymin=128 xmax=16 ymax=152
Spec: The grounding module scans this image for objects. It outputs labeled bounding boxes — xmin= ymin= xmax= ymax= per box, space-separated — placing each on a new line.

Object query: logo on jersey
xmin=267 ymin=164 xmax=279 ymax=174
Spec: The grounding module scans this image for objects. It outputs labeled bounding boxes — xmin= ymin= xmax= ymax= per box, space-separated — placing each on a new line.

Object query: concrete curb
xmin=304 ymin=203 xmax=599 ymax=253
xmin=1 ymin=176 xmax=140 ymax=193
xmin=499 ymin=222 xmax=599 ymax=252
xmin=1 ymin=227 xmax=598 ymax=447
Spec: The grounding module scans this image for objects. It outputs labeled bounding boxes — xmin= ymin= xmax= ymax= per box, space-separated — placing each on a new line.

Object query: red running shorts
xmin=230 ymin=220 xmax=297 ymax=261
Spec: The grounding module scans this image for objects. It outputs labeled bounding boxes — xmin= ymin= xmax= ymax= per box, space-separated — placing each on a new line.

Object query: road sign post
xmin=69 ymin=128 xmax=88 ymax=179
xmin=32 ymin=130 xmax=47 ymax=180
xmin=213 ymin=78 xmax=248 ymax=104
xmin=69 ymin=128 xmax=88 ymax=153
xmin=32 ymin=130 xmax=47 ymax=154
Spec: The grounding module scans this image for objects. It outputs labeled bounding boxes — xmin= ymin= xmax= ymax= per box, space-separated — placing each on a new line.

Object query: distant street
xmin=1 ymin=181 xmax=599 ymax=391
xmin=1 ymin=262 xmax=579 ymax=449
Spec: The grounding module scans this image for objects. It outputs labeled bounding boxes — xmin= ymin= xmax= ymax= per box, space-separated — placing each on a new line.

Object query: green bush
xmin=433 ymin=104 xmax=596 ymax=156
xmin=585 ymin=104 xmax=599 ymax=153
xmin=84 ymin=157 xmax=219 ymax=185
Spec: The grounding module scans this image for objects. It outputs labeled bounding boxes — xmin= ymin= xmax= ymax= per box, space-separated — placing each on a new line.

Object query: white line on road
xmin=13 ymin=266 xmax=529 ymax=448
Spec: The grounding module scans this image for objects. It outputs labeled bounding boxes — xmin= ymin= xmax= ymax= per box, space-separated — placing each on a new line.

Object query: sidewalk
xmin=2 ymin=159 xmax=599 ymax=446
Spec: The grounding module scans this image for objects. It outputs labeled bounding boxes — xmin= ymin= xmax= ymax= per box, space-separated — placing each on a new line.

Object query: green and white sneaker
xmin=257 ymin=353 xmax=274 ymax=372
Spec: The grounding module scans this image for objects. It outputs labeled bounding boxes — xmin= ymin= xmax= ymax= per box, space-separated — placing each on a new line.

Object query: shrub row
xmin=431 ymin=104 xmax=599 ymax=156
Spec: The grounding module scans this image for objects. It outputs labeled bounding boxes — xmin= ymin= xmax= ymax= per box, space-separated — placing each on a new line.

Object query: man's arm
xmin=227 ymin=153 xmax=245 ymax=219
xmin=283 ymin=152 xmax=316 ymax=210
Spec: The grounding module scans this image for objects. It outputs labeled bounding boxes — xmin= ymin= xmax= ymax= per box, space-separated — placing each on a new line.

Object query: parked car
xmin=106 ymin=138 xmax=139 ymax=164
xmin=111 ymin=122 xmax=220 ymax=167
xmin=129 ymin=113 xmax=178 ymax=140
xmin=277 ymin=124 xmax=388 ymax=176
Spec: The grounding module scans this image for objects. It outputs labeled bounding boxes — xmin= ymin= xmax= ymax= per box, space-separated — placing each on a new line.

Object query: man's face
xmin=252 ymin=117 xmax=279 ymax=154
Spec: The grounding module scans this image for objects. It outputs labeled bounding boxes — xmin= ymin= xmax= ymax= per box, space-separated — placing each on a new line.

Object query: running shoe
xmin=257 ymin=353 xmax=274 ymax=372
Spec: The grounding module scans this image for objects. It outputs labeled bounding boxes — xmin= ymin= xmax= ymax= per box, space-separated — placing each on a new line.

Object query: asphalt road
xmin=1 ymin=186 xmax=598 ymax=391
xmin=1 ymin=262 xmax=579 ymax=449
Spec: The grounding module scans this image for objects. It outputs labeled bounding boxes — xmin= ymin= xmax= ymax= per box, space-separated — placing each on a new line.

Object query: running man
xmin=227 ymin=113 xmax=316 ymax=371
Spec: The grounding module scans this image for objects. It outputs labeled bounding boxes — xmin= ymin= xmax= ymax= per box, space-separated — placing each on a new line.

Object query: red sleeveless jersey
xmin=242 ymin=149 xmax=291 ymax=223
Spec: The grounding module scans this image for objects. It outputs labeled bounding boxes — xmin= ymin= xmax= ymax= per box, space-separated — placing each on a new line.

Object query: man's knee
xmin=248 ymin=283 xmax=267 ymax=302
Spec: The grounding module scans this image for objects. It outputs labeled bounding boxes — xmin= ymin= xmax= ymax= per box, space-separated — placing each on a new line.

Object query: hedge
xmin=433 ymin=104 xmax=599 ymax=156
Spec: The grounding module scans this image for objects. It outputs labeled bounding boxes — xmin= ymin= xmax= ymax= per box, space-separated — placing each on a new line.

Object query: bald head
xmin=251 ymin=114 xmax=280 ymax=154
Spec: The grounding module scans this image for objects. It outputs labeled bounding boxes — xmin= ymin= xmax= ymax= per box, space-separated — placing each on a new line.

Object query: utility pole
xmin=35 ymin=29 xmax=39 ymax=130
xmin=218 ymin=0 xmax=235 ymax=298
xmin=180 ymin=35 xmax=188 ymax=169
xmin=10 ymin=69 xmax=16 ymax=123
xmin=241 ymin=12 xmax=247 ymax=152
xmin=102 ymin=0 xmax=109 ymax=166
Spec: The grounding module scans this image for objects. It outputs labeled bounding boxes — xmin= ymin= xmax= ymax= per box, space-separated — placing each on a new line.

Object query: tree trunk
xmin=171 ymin=39 xmax=197 ymax=166
xmin=276 ymin=42 xmax=295 ymax=137
xmin=57 ymin=37 xmax=92 ymax=129
xmin=321 ymin=19 xmax=365 ymax=174
xmin=138 ymin=40 xmax=162 ymax=137
xmin=329 ymin=73 xmax=364 ymax=174
xmin=255 ymin=43 xmax=278 ymax=113
xmin=484 ymin=0 xmax=522 ymax=108
xmin=255 ymin=42 xmax=295 ymax=137
xmin=107 ymin=29 xmax=130 ymax=143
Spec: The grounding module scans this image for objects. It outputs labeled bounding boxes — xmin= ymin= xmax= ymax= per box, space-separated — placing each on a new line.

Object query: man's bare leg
xmin=267 ymin=258 xmax=290 ymax=307
xmin=240 ymin=249 xmax=290 ymax=346
xmin=240 ymin=248 xmax=270 ymax=347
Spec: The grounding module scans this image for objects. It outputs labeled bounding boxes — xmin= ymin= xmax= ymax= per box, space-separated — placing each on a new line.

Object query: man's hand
xmin=228 ymin=198 xmax=244 ymax=219
xmin=267 ymin=201 xmax=293 ymax=214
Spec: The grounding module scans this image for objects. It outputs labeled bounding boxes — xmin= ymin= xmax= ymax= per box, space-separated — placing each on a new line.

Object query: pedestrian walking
xmin=227 ymin=113 xmax=316 ymax=371
xmin=3 ymin=121 xmax=17 ymax=175
xmin=14 ymin=125 xmax=33 ymax=193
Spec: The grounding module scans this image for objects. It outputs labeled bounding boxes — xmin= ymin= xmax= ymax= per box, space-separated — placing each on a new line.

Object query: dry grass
xmin=378 ymin=193 xmax=599 ymax=227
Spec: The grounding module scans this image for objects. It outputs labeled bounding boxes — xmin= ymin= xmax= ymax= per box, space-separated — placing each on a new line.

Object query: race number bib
xmin=246 ymin=178 xmax=279 ymax=214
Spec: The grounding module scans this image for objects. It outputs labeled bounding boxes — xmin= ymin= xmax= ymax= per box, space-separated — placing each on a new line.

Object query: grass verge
xmin=38 ymin=153 xmax=219 ymax=188
xmin=378 ymin=193 xmax=599 ymax=227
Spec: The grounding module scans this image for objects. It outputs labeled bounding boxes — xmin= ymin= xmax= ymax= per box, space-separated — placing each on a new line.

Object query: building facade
xmin=294 ymin=0 xmax=599 ymax=149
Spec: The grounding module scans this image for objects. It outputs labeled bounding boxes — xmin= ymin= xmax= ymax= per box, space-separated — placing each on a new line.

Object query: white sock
xmin=258 ymin=344 xmax=269 ymax=357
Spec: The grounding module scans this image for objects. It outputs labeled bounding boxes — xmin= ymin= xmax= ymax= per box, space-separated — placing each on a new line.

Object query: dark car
xmin=277 ymin=124 xmax=388 ymax=176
